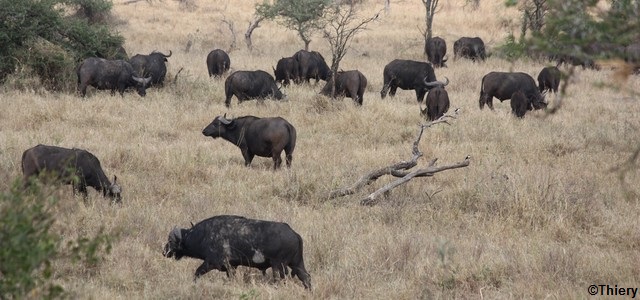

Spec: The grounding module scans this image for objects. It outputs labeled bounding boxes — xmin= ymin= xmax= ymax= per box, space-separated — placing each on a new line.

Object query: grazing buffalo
xmin=319 ymin=70 xmax=368 ymax=105
xmin=224 ymin=70 xmax=284 ymax=108
xmin=510 ymin=90 xmax=529 ymax=118
xmin=380 ymin=59 xmax=449 ymax=102
xmin=206 ymin=49 xmax=230 ymax=77
xmin=553 ymin=54 xmax=598 ymax=70
xmin=453 ymin=37 xmax=486 ymax=61
xmin=293 ymin=50 xmax=331 ymax=83
xmin=202 ymin=115 xmax=296 ymax=169
xmin=479 ymin=71 xmax=547 ymax=111
xmin=537 ymin=66 xmax=561 ymax=93
xmin=129 ymin=50 xmax=172 ymax=86
xmin=76 ymin=57 xmax=151 ymax=97
xmin=425 ymin=36 xmax=448 ymax=68
xmin=21 ymin=144 xmax=122 ymax=203
xmin=163 ymin=215 xmax=311 ymax=289
xmin=420 ymin=87 xmax=450 ymax=121
xmin=273 ymin=57 xmax=300 ymax=86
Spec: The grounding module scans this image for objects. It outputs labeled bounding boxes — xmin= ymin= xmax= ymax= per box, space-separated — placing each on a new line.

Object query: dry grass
xmin=1 ymin=0 xmax=640 ymax=299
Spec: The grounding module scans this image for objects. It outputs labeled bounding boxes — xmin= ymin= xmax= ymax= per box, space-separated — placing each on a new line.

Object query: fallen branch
xmin=361 ymin=155 xmax=471 ymax=206
xmin=328 ymin=109 xmax=468 ymax=204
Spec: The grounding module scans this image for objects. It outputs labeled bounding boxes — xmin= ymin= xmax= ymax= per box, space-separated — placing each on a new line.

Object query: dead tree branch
xmin=328 ymin=109 xmax=468 ymax=203
xmin=221 ymin=19 xmax=237 ymax=52
xmin=245 ymin=15 xmax=265 ymax=51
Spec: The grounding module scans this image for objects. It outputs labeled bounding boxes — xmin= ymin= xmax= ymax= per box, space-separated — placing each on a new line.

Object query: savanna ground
xmin=1 ymin=0 xmax=639 ymax=299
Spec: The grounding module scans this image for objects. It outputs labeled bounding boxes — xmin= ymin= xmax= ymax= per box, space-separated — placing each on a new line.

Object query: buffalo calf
xmin=421 ymin=87 xmax=450 ymax=121
xmin=510 ymin=90 xmax=529 ymax=118
xmin=320 ymin=70 xmax=367 ymax=105
xmin=224 ymin=70 xmax=284 ymax=108
xmin=21 ymin=144 xmax=122 ymax=203
xmin=163 ymin=215 xmax=311 ymax=289
xmin=207 ymin=49 xmax=230 ymax=77
xmin=202 ymin=115 xmax=296 ymax=169
xmin=537 ymin=66 xmax=561 ymax=93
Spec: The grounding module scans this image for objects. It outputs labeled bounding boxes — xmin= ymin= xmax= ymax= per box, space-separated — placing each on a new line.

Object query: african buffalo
xmin=129 ymin=50 xmax=172 ymax=86
xmin=553 ymin=54 xmax=598 ymax=70
xmin=425 ymin=36 xmax=448 ymax=68
xmin=380 ymin=59 xmax=449 ymax=102
xmin=273 ymin=57 xmax=300 ymax=86
xmin=76 ymin=57 xmax=151 ymax=97
xmin=453 ymin=37 xmax=486 ymax=61
xmin=206 ymin=49 xmax=230 ymax=77
xmin=537 ymin=66 xmax=561 ymax=93
xmin=163 ymin=215 xmax=311 ymax=289
xmin=293 ymin=50 xmax=331 ymax=83
xmin=21 ymin=144 xmax=122 ymax=203
xmin=510 ymin=90 xmax=529 ymax=118
xmin=479 ymin=71 xmax=547 ymax=111
xmin=319 ymin=70 xmax=367 ymax=105
xmin=224 ymin=70 xmax=284 ymax=108
xmin=202 ymin=115 xmax=296 ymax=169
xmin=420 ymin=86 xmax=450 ymax=121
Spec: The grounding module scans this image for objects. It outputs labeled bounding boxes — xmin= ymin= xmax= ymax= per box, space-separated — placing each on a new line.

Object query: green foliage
xmin=0 ymin=179 xmax=113 ymax=299
xmin=494 ymin=34 xmax=528 ymax=61
xmin=255 ymin=0 xmax=331 ymax=49
xmin=0 ymin=180 xmax=63 ymax=299
xmin=0 ymin=0 xmax=124 ymax=91
xmin=525 ymin=0 xmax=639 ymax=60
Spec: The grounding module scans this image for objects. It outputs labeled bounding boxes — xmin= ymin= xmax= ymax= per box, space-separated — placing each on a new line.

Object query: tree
xmin=421 ymin=0 xmax=439 ymax=41
xmin=322 ymin=3 xmax=380 ymax=97
xmin=0 ymin=0 xmax=124 ymax=90
xmin=255 ymin=0 xmax=331 ymax=51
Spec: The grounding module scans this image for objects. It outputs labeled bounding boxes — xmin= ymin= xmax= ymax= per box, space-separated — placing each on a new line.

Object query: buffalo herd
xmin=20 ymin=26 xmax=636 ymax=291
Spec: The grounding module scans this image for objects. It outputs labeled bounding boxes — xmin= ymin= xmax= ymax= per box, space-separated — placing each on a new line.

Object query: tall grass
xmin=1 ymin=0 xmax=639 ymax=298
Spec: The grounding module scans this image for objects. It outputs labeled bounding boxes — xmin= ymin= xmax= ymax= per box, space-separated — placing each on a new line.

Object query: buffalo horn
xmin=424 ymin=76 xmax=449 ymax=87
xmin=169 ymin=226 xmax=182 ymax=242
xmin=132 ymin=76 xmax=152 ymax=85
xmin=218 ymin=115 xmax=232 ymax=125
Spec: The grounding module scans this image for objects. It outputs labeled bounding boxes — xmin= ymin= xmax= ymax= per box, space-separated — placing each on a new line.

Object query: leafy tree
xmin=0 ymin=0 xmax=124 ymax=90
xmin=0 ymin=178 xmax=112 ymax=299
xmin=255 ymin=0 xmax=331 ymax=50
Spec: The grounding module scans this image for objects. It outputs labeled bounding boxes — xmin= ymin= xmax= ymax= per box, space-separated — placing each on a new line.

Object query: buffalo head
xmin=163 ymin=227 xmax=184 ymax=260
xmin=132 ymin=76 xmax=152 ymax=96
xmin=202 ymin=114 xmax=234 ymax=138
xmin=105 ymin=175 xmax=122 ymax=203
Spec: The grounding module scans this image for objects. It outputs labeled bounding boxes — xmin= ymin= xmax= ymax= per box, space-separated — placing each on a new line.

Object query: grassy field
xmin=1 ymin=0 xmax=639 ymax=299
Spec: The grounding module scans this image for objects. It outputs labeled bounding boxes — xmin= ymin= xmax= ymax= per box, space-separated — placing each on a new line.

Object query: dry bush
xmin=1 ymin=0 xmax=639 ymax=299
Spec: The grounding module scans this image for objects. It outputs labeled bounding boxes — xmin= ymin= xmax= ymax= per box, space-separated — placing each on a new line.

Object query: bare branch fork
xmin=328 ymin=109 xmax=470 ymax=205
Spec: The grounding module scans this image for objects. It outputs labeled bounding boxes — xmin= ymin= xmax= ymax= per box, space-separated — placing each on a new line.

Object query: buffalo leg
xmin=416 ymin=90 xmax=427 ymax=103
xmin=270 ymin=262 xmax=287 ymax=280
xmin=242 ymin=150 xmax=254 ymax=167
xmin=388 ymin=85 xmax=398 ymax=97
xmin=479 ymin=92 xmax=494 ymax=110
xmin=194 ymin=260 xmax=218 ymax=280
xmin=272 ymin=152 xmax=283 ymax=170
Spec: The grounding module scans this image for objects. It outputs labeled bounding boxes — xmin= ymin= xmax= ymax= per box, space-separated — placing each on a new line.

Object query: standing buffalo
xmin=537 ymin=66 xmax=561 ymax=93
xmin=319 ymin=70 xmax=368 ymax=105
xmin=163 ymin=215 xmax=311 ymax=289
xmin=420 ymin=87 xmax=450 ymax=121
xmin=224 ymin=70 xmax=284 ymax=108
xmin=21 ymin=144 xmax=122 ymax=203
xmin=273 ymin=57 xmax=300 ymax=86
xmin=425 ymin=36 xmax=448 ymax=68
xmin=510 ymin=90 xmax=529 ymax=118
xmin=206 ymin=49 xmax=230 ymax=77
xmin=479 ymin=71 xmax=547 ymax=111
xmin=76 ymin=57 xmax=151 ymax=97
xmin=453 ymin=37 xmax=486 ymax=61
xmin=293 ymin=50 xmax=331 ymax=83
xmin=202 ymin=115 xmax=296 ymax=169
xmin=380 ymin=59 xmax=449 ymax=102
xmin=129 ymin=50 xmax=172 ymax=86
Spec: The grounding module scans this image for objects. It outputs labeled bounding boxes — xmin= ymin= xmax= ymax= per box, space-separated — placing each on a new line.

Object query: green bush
xmin=0 ymin=0 xmax=124 ymax=91
xmin=0 ymin=179 xmax=112 ymax=299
